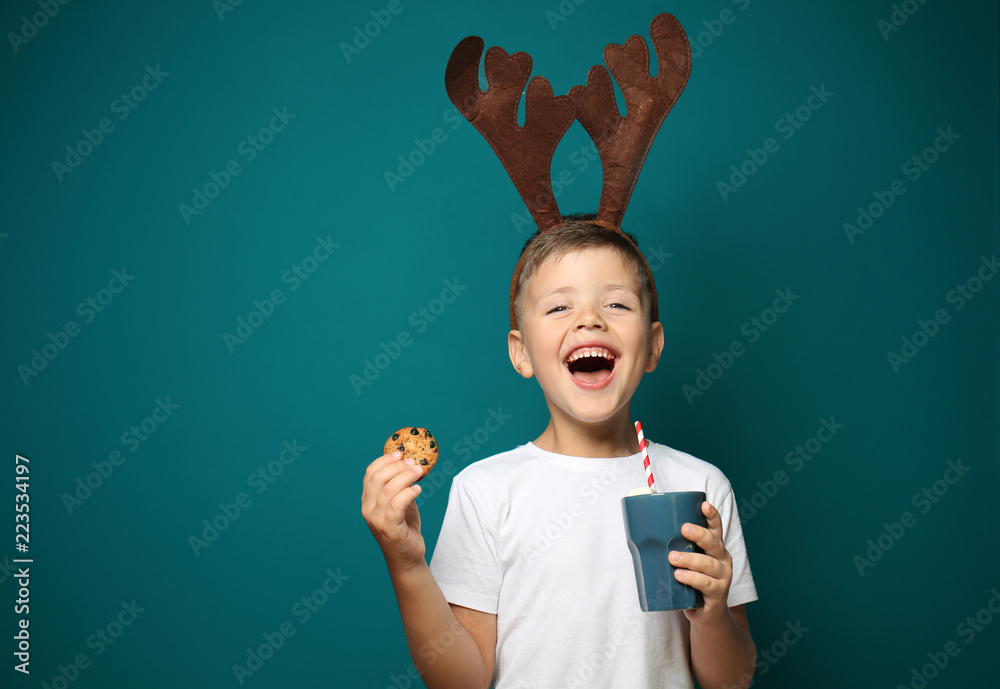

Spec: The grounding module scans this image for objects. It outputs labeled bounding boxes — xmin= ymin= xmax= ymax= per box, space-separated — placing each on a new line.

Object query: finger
xmin=366 ymin=451 xmax=426 ymax=490
xmin=385 ymin=458 xmax=425 ymax=497
xmin=680 ymin=521 xmax=724 ymax=558
xmin=365 ymin=451 xmax=406 ymax=478
xmin=363 ymin=452 xmax=402 ymax=491
xmin=701 ymin=501 xmax=724 ymax=541
xmin=372 ymin=459 xmax=425 ymax=520
xmin=362 ymin=453 xmax=408 ymax=510
xmin=669 ymin=549 xmax=726 ymax=579
xmin=673 ymin=566 xmax=727 ymax=600
xmin=377 ymin=474 xmax=424 ymax=536
xmin=387 ymin=479 xmax=423 ymax=521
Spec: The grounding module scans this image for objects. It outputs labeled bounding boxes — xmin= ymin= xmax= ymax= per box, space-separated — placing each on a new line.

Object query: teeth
xmin=565 ymin=347 xmax=616 ymax=364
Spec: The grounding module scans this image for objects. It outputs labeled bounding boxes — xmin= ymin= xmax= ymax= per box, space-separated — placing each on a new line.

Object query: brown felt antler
xmin=445 ymin=15 xmax=691 ymax=329
xmin=445 ymin=36 xmax=576 ymax=231
xmin=569 ymin=13 xmax=692 ymax=229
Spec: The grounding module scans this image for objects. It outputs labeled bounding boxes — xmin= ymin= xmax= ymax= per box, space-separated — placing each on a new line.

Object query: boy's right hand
xmin=361 ymin=451 xmax=428 ymax=569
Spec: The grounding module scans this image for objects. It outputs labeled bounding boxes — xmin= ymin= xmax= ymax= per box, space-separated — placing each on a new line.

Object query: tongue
xmin=573 ymin=369 xmax=612 ymax=384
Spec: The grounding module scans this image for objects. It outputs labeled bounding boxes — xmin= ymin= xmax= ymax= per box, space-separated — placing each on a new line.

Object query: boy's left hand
xmin=668 ymin=501 xmax=733 ymax=626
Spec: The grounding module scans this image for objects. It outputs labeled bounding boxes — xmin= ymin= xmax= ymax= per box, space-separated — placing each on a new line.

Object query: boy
xmin=361 ymin=219 xmax=758 ymax=688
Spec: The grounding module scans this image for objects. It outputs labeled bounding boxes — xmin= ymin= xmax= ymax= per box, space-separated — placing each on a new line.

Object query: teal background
xmin=1 ymin=0 xmax=997 ymax=687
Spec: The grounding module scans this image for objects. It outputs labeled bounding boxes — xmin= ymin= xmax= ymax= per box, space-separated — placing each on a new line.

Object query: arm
xmin=362 ymin=452 xmax=496 ymax=688
xmin=389 ymin=564 xmax=497 ymax=687
xmin=669 ymin=503 xmax=756 ymax=689
xmin=688 ymin=604 xmax=754 ymax=689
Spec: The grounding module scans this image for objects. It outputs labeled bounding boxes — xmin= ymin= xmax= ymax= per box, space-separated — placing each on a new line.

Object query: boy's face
xmin=508 ymin=247 xmax=664 ymax=427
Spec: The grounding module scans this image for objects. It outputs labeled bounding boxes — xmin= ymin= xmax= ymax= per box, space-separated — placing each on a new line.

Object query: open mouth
xmin=564 ymin=346 xmax=618 ymax=386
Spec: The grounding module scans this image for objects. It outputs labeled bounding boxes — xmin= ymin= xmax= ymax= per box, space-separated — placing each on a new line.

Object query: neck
xmin=532 ymin=405 xmax=640 ymax=458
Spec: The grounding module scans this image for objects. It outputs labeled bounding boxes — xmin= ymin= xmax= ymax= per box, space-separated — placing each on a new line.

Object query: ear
xmin=508 ymin=329 xmax=535 ymax=379
xmin=645 ymin=321 xmax=664 ymax=373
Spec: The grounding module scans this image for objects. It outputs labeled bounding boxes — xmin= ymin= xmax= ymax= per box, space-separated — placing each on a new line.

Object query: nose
xmin=575 ymin=304 xmax=606 ymax=330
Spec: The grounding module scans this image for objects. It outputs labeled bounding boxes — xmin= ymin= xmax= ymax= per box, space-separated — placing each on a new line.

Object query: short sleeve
xmin=716 ymin=488 xmax=758 ymax=607
xmin=429 ymin=475 xmax=502 ymax=614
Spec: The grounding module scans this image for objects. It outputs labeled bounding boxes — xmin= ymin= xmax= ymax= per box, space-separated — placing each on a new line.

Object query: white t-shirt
xmin=429 ymin=441 xmax=757 ymax=689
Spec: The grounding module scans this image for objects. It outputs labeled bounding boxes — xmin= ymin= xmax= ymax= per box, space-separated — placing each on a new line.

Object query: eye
xmin=546 ymin=304 xmax=569 ymax=315
xmin=607 ymin=302 xmax=631 ymax=310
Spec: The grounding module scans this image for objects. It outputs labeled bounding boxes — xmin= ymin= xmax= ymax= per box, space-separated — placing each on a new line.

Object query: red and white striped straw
xmin=634 ymin=420 xmax=656 ymax=493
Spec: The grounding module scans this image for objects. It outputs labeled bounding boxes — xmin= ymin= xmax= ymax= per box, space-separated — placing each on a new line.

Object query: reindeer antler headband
xmin=445 ymin=13 xmax=692 ymax=329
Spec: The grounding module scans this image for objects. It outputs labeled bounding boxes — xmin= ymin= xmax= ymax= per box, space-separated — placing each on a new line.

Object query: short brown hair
xmin=512 ymin=215 xmax=657 ymax=329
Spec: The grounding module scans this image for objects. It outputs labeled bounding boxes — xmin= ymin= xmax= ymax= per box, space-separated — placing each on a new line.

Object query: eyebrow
xmin=535 ymin=283 xmax=639 ymax=303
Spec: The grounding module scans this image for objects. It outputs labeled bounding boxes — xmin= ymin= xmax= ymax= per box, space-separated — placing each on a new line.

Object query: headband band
xmin=445 ymin=13 xmax=692 ymax=328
